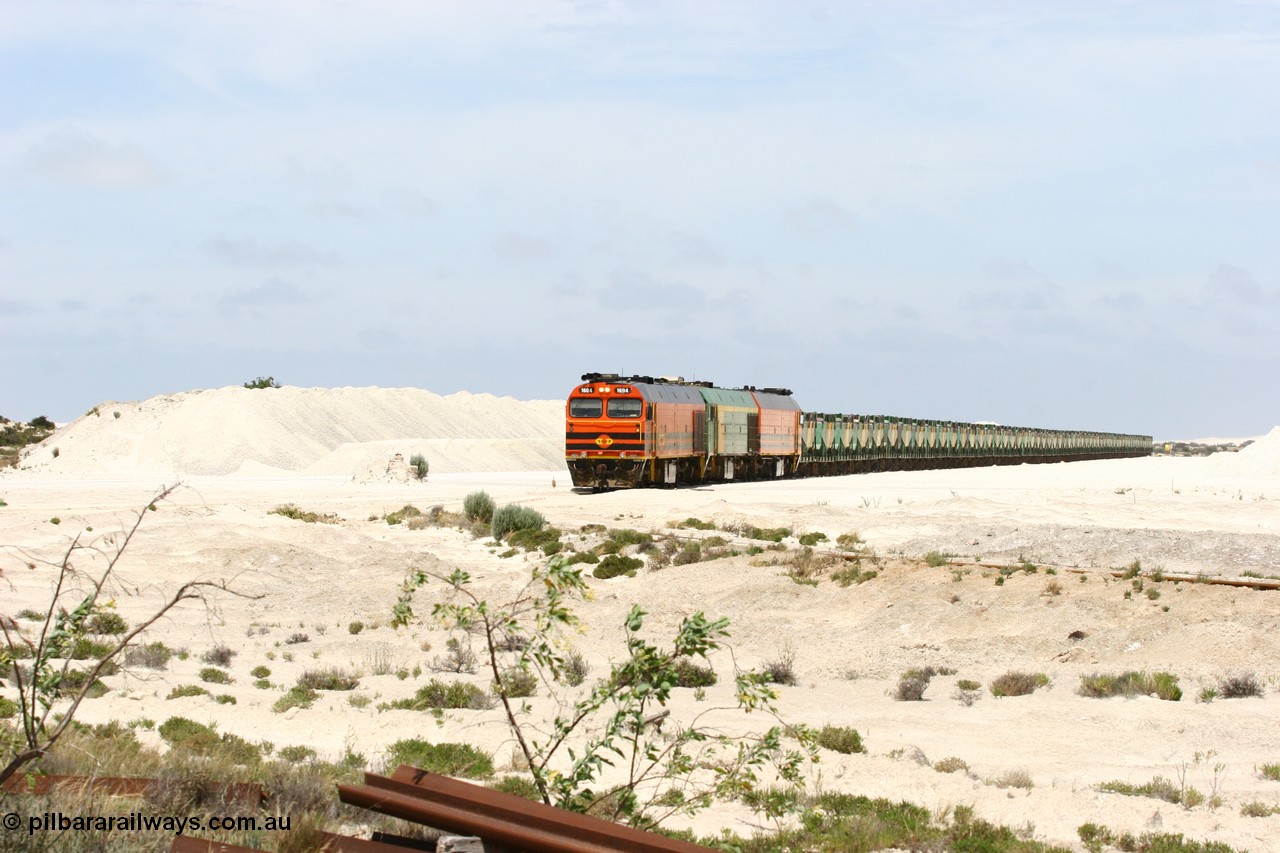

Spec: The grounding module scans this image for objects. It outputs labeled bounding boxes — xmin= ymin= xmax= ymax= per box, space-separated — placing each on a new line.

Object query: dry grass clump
xmin=987 ymin=769 xmax=1034 ymax=789
xmin=933 ymin=756 xmax=969 ymax=774
xmin=761 ymin=648 xmax=798 ymax=686
xmin=270 ymin=504 xmax=339 ymax=524
xmin=1097 ymin=776 xmax=1204 ymax=808
xmin=297 ymin=667 xmax=361 ymax=691
xmin=989 ymin=671 xmax=1049 ymax=698
xmin=1078 ymin=671 xmax=1182 ymax=701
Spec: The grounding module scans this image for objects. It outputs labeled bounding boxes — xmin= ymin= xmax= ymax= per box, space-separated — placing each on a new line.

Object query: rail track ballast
xmin=565 ymin=373 xmax=1151 ymax=489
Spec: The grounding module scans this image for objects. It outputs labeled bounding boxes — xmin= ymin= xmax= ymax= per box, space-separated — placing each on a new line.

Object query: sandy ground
xmin=2 ymin=389 xmax=1279 ymax=851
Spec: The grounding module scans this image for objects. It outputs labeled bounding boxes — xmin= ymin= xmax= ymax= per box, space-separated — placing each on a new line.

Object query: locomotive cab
xmin=565 ymin=378 xmax=650 ymax=488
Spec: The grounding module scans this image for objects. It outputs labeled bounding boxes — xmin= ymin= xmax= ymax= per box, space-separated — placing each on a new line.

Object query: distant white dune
xmin=7 ymin=385 xmax=565 ymax=479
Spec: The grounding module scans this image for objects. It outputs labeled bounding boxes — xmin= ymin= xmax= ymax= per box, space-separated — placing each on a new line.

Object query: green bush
xmin=508 ymin=526 xmax=562 ymax=553
xmin=409 ymin=453 xmax=429 ymax=480
xmin=815 ymin=725 xmax=864 ymax=754
xmin=495 ymin=667 xmax=538 ymax=698
xmin=489 ymin=775 xmax=542 ymax=800
xmin=278 ymin=745 xmax=318 ymax=762
xmin=87 ymin=610 xmax=129 ymax=635
xmin=70 ymin=637 xmax=113 ymax=659
xmin=384 ymin=504 xmax=422 ymax=526
xmin=0 ymin=696 xmax=17 ymax=719
xmin=798 ymin=532 xmax=828 ymax=547
xmin=250 ymin=665 xmax=271 ymax=678
xmin=492 ymin=504 xmax=546 ymax=540
xmin=348 ymin=621 xmax=364 ymax=635
xmin=199 ymin=667 xmax=233 ymax=685
xmin=167 ymin=685 xmax=210 ymax=700
xmin=272 ymin=686 xmax=319 ymax=713
xmin=463 ymin=491 xmax=496 ymax=523
xmin=594 ymin=554 xmax=643 ymax=579
xmin=923 ymin=551 xmax=950 ymax=567
xmin=671 ymin=658 xmax=717 ymax=688
xmin=1261 ymin=763 xmax=1280 ymax=781
xmin=385 ymin=679 xmax=493 ymax=711
xmin=243 ymin=376 xmax=279 ymax=389
xmin=158 ymin=717 xmax=219 ymax=752
xmin=125 ymin=641 xmax=173 ymax=670
xmin=386 ymin=739 xmax=494 ymax=779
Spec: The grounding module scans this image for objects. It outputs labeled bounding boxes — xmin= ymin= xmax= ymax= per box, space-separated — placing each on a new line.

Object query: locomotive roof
xmin=626 ymin=382 xmax=705 ymax=404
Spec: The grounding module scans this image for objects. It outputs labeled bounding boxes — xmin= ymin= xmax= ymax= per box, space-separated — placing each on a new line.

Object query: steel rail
xmin=338 ymin=764 xmax=714 ymax=853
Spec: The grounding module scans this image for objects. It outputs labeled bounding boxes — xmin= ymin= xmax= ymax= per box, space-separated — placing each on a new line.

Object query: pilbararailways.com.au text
xmin=6 ymin=810 xmax=293 ymax=836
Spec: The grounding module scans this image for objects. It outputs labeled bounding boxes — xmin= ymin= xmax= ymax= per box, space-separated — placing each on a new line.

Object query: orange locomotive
xmin=565 ymin=373 xmax=801 ymax=488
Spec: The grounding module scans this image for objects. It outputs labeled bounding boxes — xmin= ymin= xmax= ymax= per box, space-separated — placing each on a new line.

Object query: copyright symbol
xmin=2 ymin=812 xmax=20 ymax=831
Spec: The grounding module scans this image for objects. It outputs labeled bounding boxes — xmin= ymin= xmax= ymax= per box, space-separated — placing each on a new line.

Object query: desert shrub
xmin=934 ymin=756 xmax=970 ymax=774
xmin=989 ymin=671 xmax=1049 ymax=697
xmin=672 ymin=541 xmax=703 ymax=566
xmin=409 ymin=453 xmax=429 ymax=480
xmin=87 ymin=610 xmax=129 ymax=635
xmin=1079 ymin=671 xmax=1182 ymax=701
xmin=250 ymin=665 xmax=271 ymax=678
xmin=831 ymin=566 xmax=877 ymax=587
xmin=676 ymin=517 xmax=716 ymax=530
xmin=124 ymin=641 xmax=173 ymax=670
xmin=278 ymin=745 xmax=318 ymax=762
xmin=566 ymin=550 xmax=599 ymax=565
xmin=599 ymin=528 xmax=653 ymax=553
xmin=463 ymin=490 xmax=496 ymax=523
xmin=198 ymin=667 xmax=233 ymax=685
xmin=762 ymin=649 xmax=798 ymax=686
xmin=270 ymin=504 xmax=338 ymax=524
xmin=835 ymin=532 xmax=864 ymax=550
xmin=70 ymin=637 xmax=112 ymax=659
xmin=158 ymin=717 xmax=219 ymax=752
xmin=0 ymin=696 xmax=17 ymax=719
xmin=895 ymin=673 xmax=930 ymax=701
xmin=797 ymin=532 xmax=828 ymax=547
xmin=348 ymin=621 xmax=364 ymax=635
xmin=201 ymin=645 xmax=236 ymax=667
xmin=490 ymin=775 xmax=542 ymax=800
xmin=1218 ymin=673 xmax=1263 ymax=698
xmin=1261 ymin=763 xmax=1280 ymax=781
xmin=563 ymin=651 xmax=589 ymax=687
xmin=672 ymin=658 xmax=717 ymax=688
xmin=297 ymin=667 xmax=360 ymax=691
xmin=384 ymin=504 xmax=422 ymax=526
xmin=272 ymin=686 xmax=319 ymax=713
xmin=386 ymin=679 xmax=493 ymax=711
xmin=923 ymin=551 xmax=951 ymax=567
xmin=285 ymin=632 xmax=310 ymax=645
xmin=1241 ymin=801 xmax=1280 ymax=817
xmin=215 ymin=694 xmax=236 ymax=705
xmin=431 ymin=637 xmax=477 ymax=673
xmin=740 ymin=525 xmax=792 ymax=542
xmin=594 ymin=554 xmax=642 ymax=579
xmin=492 ymin=504 xmax=546 ymax=540
xmin=166 ymin=685 xmax=210 ymax=700
xmin=815 ymin=725 xmax=864 ymax=755
xmin=385 ymin=739 xmax=494 ymax=779
xmin=509 ymin=525 xmax=562 ymax=554
xmin=495 ymin=667 xmax=538 ymax=698
xmin=954 ymin=679 xmax=983 ymax=706
xmin=243 ymin=376 xmax=279 ymax=389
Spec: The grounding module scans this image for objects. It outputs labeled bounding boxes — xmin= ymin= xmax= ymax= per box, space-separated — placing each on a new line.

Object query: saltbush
xmin=492 ymin=504 xmax=546 ymax=540
xmin=386 ymin=738 xmax=494 ymax=779
xmin=463 ymin=490 xmax=496 ymax=523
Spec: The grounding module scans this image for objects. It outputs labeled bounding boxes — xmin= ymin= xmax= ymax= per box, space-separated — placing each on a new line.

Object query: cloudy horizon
xmin=2 ymin=1 xmax=1277 ymax=439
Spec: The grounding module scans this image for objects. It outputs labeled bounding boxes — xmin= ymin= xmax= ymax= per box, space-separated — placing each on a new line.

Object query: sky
xmin=1 ymin=1 xmax=1277 ymax=440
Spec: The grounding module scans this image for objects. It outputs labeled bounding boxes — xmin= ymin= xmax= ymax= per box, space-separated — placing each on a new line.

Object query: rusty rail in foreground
xmin=338 ymin=764 xmax=714 ymax=853
xmin=1 ymin=774 xmax=263 ymax=806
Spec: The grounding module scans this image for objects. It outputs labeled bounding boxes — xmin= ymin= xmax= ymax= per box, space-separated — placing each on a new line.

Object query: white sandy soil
xmin=2 ymin=387 xmax=1278 ymax=851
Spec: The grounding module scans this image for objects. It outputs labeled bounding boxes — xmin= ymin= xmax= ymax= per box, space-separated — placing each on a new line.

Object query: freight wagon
xmin=565 ymin=373 xmax=1151 ymax=489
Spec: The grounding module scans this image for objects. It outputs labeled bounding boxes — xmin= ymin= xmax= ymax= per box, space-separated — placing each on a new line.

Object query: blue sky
xmin=2 ymin=1 xmax=1277 ymax=438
